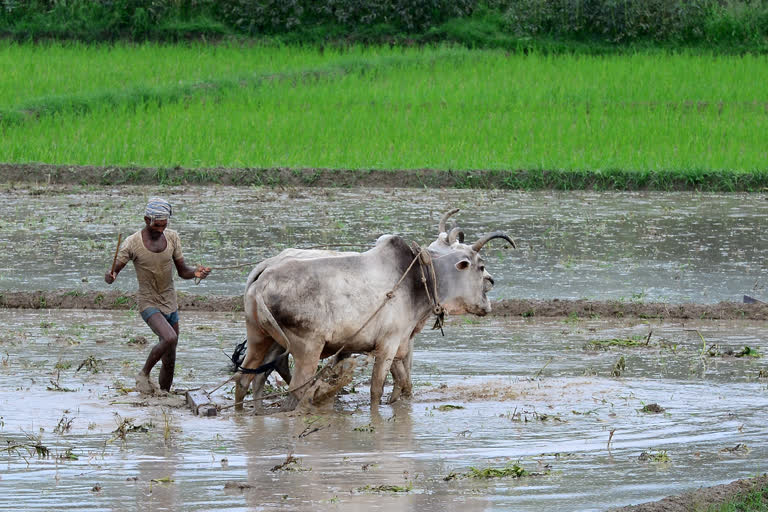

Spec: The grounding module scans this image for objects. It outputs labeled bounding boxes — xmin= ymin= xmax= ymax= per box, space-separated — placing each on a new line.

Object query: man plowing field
xmin=104 ymin=197 xmax=210 ymax=394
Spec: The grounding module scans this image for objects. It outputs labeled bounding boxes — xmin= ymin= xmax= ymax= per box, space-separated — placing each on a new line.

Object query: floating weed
xmin=501 ymin=407 xmax=565 ymax=423
xmin=435 ymin=404 xmax=465 ymax=412
xmin=719 ymin=443 xmax=750 ymax=455
xmin=270 ymin=454 xmax=310 ymax=472
xmin=638 ymin=449 xmax=670 ymax=463
xmin=353 ymin=423 xmax=375 ymax=432
xmin=468 ymin=463 xmax=529 ymax=479
xmin=58 ymin=448 xmax=79 ymax=461
xmin=447 ymin=462 xmax=548 ymax=481
xmin=110 ymin=413 xmax=152 ymax=444
xmin=356 ymin=482 xmax=413 ymax=493
xmin=53 ymin=414 xmax=74 ymax=435
xmin=161 ymin=408 xmax=174 ymax=446
xmin=54 ymin=361 xmax=72 ymax=370
xmin=126 ymin=335 xmax=147 ymax=346
xmin=2 ymin=432 xmax=51 ymax=460
xmin=47 ymin=372 xmax=76 ymax=392
xmin=640 ymin=403 xmax=666 ymax=414
xmin=706 ymin=344 xmax=761 ymax=358
xmin=76 ymin=355 xmax=106 ymax=374
xmin=611 ymin=356 xmax=626 ymax=377
xmin=584 ymin=334 xmax=650 ymax=350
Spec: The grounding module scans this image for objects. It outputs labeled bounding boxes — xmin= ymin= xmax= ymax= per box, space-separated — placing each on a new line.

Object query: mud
xmin=2 ymin=309 xmax=767 ymax=511
xmin=609 ymin=474 xmax=768 ymax=512
xmin=3 ymin=290 xmax=768 ymax=320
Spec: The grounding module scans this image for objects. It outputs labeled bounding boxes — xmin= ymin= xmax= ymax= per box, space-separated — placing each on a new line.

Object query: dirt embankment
xmin=2 ymin=290 xmax=768 ymax=320
xmin=608 ymin=474 xmax=768 ymax=512
xmin=4 ymin=162 xmax=768 ymax=191
xmin=0 ymin=162 xmax=524 ymax=189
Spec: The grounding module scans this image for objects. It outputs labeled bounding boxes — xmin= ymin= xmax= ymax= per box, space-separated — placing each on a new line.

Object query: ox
xmin=234 ymin=209 xmax=514 ymax=411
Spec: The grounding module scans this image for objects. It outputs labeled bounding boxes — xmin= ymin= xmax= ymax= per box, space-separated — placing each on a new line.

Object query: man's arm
xmin=105 ymin=260 xmax=127 ymax=284
xmin=174 ymin=257 xmax=211 ymax=281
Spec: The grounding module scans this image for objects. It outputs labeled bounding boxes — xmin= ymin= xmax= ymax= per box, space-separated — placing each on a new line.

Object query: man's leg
xmin=158 ymin=321 xmax=180 ymax=391
xmin=138 ymin=312 xmax=178 ymax=393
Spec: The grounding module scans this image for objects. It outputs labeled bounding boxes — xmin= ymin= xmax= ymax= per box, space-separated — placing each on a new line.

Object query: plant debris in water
xmin=720 ymin=443 xmax=750 ymax=454
xmin=356 ymin=482 xmax=413 ymax=493
xmin=706 ymin=345 xmax=761 ymax=358
xmin=640 ymin=403 xmax=665 ymax=414
xmin=638 ymin=450 xmax=670 ymax=463
xmin=76 ymin=355 xmax=106 ymax=373
xmin=435 ymin=404 xmax=465 ymax=411
xmin=270 ymin=454 xmax=310 ymax=472
xmin=110 ymin=414 xmax=151 ymax=442
xmin=445 ymin=462 xmax=547 ymax=481
xmin=585 ymin=334 xmax=651 ymax=350
xmin=612 ymin=356 xmax=626 ymax=377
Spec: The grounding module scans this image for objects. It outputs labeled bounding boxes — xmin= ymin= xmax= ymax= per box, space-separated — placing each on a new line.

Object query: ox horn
xmin=448 ymin=227 xmax=465 ymax=245
xmin=438 ymin=208 xmax=460 ymax=234
xmin=471 ymin=231 xmax=517 ymax=252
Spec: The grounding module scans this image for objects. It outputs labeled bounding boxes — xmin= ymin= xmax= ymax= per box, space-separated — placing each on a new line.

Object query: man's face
xmin=144 ymin=217 xmax=168 ymax=239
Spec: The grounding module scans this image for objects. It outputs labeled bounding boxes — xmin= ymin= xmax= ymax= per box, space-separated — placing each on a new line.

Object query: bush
xmin=1 ymin=0 xmax=767 ymax=48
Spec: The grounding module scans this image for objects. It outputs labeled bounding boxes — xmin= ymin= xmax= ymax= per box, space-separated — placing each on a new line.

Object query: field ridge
xmin=4 ymin=163 xmax=768 ymax=192
xmin=2 ymin=289 xmax=767 ymax=320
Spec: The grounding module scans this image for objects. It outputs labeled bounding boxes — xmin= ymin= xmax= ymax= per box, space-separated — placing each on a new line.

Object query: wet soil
xmin=2 ymin=310 xmax=767 ymax=511
xmin=609 ymin=474 xmax=768 ymax=512
xmin=3 ymin=289 xmax=768 ymax=320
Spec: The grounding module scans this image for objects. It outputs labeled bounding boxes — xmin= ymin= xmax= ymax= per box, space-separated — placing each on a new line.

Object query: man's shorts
xmin=140 ymin=307 xmax=179 ymax=326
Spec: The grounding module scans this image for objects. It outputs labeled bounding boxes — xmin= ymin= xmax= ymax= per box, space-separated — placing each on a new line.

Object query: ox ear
xmin=455 ymin=259 xmax=471 ymax=271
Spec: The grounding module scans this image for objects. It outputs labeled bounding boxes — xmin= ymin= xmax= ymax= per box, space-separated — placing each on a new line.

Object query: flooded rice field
xmin=1 ymin=309 xmax=766 ymax=511
xmin=1 ymin=185 xmax=767 ymax=304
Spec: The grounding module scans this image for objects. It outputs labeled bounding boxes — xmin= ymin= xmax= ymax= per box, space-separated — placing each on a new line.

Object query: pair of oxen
xmin=234 ymin=209 xmax=515 ymax=413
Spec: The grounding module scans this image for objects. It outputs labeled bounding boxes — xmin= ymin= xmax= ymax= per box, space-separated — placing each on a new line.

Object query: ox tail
xmin=252 ymin=291 xmax=293 ymax=355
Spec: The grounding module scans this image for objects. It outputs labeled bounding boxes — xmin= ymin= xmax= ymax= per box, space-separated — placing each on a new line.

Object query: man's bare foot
xmin=135 ymin=372 xmax=158 ymax=395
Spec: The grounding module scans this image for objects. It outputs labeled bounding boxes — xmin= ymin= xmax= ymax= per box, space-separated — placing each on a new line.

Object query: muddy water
xmin=1 ymin=186 xmax=766 ymax=303
xmin=1 ymin=309 xmax=766 ymax=511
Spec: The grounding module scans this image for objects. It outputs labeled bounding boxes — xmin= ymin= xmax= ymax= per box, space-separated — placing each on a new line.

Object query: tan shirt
xmin=116 ymin=229 xmax=183 ymax=314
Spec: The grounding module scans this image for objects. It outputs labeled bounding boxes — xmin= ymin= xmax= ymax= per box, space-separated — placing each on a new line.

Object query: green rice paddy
xmin=1 ymin=42 xmax=767 ymax=180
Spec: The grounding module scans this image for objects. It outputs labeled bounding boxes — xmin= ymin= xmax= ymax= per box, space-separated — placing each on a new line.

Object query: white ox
xmin=234 ymin=209 xmax=515 ymax=411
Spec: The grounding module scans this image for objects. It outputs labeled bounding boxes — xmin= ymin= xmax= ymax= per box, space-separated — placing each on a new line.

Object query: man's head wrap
xmin=145 ymin=197 xmax=172 ymax=224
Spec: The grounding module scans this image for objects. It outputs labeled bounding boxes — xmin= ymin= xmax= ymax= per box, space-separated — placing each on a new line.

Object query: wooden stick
xmin=111 ymin=233 xmax=122 ymax=274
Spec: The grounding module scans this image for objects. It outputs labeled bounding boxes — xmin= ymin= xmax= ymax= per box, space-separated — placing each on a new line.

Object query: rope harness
xmin=223 ymin=241 xmax=446 ymax=409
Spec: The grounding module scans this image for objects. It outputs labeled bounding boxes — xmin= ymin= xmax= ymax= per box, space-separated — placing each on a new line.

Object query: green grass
xmin=707 ymin=481 xmax=768 ymax=512
xmin=1 ymin=44 xmax=767 ymax=183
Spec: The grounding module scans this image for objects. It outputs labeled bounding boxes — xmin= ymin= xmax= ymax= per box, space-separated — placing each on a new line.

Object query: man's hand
xmin=105 ymin=271 xmax=117 ymax=284
xmin=194 ymin=266 xmax=211 ymax=280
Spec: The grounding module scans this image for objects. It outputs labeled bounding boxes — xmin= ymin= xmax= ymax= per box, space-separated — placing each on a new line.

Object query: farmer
xmin=105 ymin=197 xmax=211 ymax=395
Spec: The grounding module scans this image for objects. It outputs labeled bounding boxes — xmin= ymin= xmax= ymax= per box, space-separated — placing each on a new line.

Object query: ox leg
xmin=250 ymin=343 xmax=291 ymax=414
xmin=400 ymin=340 xmax=414 ymax=398
xmin=370 ymin=344 xmax=399 ymax=407
xmin=235 ymin=320 xmax=273 ymax=411
xmin=284 ymin=343 xmax=323 ymax=412
xmin=388 ymin=359 xmax=407 ymax=404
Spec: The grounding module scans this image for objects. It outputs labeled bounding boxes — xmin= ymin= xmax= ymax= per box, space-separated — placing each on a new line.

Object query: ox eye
xmin=455 ymin=260 xmax=470 ymax=271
